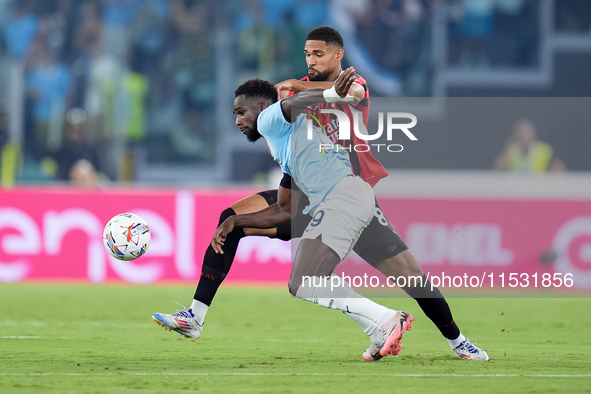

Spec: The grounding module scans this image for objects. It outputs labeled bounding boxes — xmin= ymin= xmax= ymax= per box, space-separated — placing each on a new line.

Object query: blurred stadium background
xmin=0 ymin=0 xmax=590 ymax=187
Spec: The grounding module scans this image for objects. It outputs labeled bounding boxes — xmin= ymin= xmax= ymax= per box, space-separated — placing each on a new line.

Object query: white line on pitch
xmin=1 ymin=336 xmax=41 ymax=339
xmin=1 ymin=373 xmax=590 ymax=378
xmin=264 ymin=338 xmax=322 ymax=342
xmin=0 ymin=321 xmax=152 ymax=328
xmin=87 ymin=322 xmax=153 ymax=328
xmin=0 ymin=321 xmax=46 ymax=326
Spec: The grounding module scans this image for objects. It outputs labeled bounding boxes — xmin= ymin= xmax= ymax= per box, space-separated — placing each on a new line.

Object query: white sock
xmin=344 ymin=312 xmax=397 ymax=346
xmin=448 ymin=333 xmax=466 ymax=349
xmin=190 ymin=300 xmax=208 ymax=324
xmin=295 ymin=275 xmax=395 ymax=341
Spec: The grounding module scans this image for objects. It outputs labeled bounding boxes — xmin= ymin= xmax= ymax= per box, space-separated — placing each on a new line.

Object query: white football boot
xmin=152 ymin=308 xmax=203 ymax=341
xmin=453 ymin=338 xmax=489 ymax=360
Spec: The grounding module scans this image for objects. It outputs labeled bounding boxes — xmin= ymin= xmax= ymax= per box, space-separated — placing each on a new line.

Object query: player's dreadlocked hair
xmin=234 ymin=79 xmax=278 ymax=103
xmin=306 ymin=26 xmax=344 ymax=48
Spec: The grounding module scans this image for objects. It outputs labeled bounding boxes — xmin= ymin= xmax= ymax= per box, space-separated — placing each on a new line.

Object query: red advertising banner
xmin=1 ymin=188 xmax=590 ymax=290
xmin=335 ymin=198 xmax=591 ymax=291
xmin=0 ymin=187 xmax=288 ymax=284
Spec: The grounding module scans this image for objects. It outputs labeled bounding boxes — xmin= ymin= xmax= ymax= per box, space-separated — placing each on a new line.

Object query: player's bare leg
xmin=288 ymin=239 xmax=341 ymax=293
xmin=374 ymin=249 xmax=423 ymax=280
xmin=231 ymin=193 xmax=277 ymax=237
xmin=374 ymin=250 xmax=488 ymax=360
xmin=290 ymin=239 xmax=413 ymax=361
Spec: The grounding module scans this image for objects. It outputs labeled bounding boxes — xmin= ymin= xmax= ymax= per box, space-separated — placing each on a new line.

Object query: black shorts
xmin=257 ymin=189 xmax=408 ymax=267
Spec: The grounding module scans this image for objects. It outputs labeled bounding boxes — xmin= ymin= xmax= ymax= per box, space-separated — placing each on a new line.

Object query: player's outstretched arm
xmin=275 ymin=77 xmax=364 ymax=101
xmin=275 ymin=79 xmax=333 ymax=99
xmin=211 ymin=185 xmax=293 ymax=254
xmin=280 ymin=66 xmax=359 ymax=121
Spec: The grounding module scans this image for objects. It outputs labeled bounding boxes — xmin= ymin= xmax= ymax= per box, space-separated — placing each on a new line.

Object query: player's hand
xmin=275 ymin=79 xmax=299 ymax=99
xmin=211 ymin=217 xmax=235 ymax=254
xmin=334 ymin=67 xmax=356 ymax=97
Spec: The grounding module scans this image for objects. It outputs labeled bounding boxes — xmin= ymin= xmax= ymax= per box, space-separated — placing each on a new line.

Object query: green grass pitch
xmin=1 ymin=284 xmax=590 ymax=393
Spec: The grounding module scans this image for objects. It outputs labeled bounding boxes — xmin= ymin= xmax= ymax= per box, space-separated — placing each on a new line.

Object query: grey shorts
xmin=300 ymin=175 xmax=375 ymax=261
xmin=258 ymin=186 xmax=409 ymax=266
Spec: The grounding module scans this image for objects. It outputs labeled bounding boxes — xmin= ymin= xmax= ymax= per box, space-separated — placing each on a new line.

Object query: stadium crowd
xmin=0 ymin=0 xmax=582 ymax=185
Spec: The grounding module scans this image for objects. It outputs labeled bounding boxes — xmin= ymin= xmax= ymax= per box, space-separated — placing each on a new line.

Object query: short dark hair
xmin=234 ymin=78 xmax=278 ymax=103
xmin=306 ymin=26 xmax=343 ymax=48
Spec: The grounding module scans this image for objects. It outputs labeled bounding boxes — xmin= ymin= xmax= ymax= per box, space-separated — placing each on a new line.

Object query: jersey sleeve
xmin=257 ymin=100 xmax=290 ymax=139
xmin=279 ymin=173 xmax=292 ymax=189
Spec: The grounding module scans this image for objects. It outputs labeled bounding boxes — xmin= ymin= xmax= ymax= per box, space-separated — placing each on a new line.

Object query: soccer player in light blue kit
xmin=212 ymin=67 xmax=414 ymax=359
xmin=152 ymin=26 xmax=488 ymax=361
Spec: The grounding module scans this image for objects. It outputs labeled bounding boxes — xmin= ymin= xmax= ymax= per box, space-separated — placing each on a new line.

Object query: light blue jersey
xmin=257 ymin=100 xmax=352 ymax=214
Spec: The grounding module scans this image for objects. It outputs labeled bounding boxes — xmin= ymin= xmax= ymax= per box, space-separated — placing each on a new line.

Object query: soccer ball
xmin=103 ymin=213 xmax=151 ymax=261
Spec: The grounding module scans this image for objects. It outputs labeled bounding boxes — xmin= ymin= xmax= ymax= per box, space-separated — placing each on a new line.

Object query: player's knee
xmin=288 ymin=286 xmax=297 ymax=297
xmin=218 ymin=207 xmax=246 ymax=239
xmin=288 ymin=276 xmax=301 ymax=297
xmin=218 ymin=207 xmax=236 ymax=226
